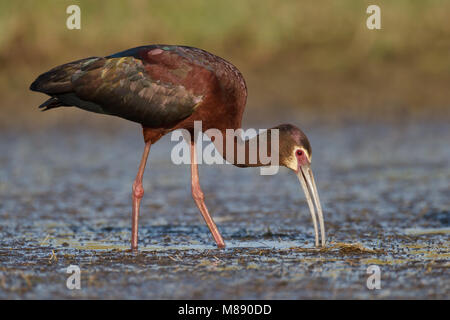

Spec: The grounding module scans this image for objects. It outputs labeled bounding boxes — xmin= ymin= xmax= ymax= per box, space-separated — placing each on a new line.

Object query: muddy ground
xmin=0 ymin=112 xmax=448 ymax=299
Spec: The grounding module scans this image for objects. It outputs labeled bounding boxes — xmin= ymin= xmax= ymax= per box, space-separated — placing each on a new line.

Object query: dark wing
xmin=30 ymin=54 xmax=204 ymax=128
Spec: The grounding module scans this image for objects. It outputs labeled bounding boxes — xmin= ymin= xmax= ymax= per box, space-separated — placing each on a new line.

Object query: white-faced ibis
xmin=30 ymin=45 xmax=325 ymax=250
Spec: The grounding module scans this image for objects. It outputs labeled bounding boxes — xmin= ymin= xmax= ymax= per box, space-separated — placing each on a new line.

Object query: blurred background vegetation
xmin=0 ymin=0 xmax=449 ymax=127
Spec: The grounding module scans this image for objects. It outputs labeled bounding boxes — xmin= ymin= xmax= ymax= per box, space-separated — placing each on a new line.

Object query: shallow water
xmin=0 ymin=118 xmax=448 ymax=299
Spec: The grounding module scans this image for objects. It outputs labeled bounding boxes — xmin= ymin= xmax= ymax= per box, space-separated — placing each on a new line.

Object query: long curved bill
xmin=297 ymin=164 xmax=326 ymax=247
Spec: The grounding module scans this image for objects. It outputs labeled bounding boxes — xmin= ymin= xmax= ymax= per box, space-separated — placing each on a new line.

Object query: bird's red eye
xmin=296 ymin=150 xmax=303 ymax=156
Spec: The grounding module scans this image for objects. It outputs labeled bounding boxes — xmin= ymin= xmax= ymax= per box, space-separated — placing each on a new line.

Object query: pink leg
xmin=131 ymin=141 xmax=151 ymax=250
xmin=190 ymin=140 xmax=225 ymax=248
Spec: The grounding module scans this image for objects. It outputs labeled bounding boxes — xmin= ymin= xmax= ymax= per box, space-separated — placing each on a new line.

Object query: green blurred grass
xmin=0 ymin=0 xmax=449 ymax=125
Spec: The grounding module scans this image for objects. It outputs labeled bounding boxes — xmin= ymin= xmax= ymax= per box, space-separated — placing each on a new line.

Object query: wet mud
xmin=0 ymin=118 xmax=448 ymax=299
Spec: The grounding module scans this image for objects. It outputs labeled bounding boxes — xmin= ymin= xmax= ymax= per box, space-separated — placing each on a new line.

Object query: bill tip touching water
xmin=30 ymin=44 xmax=326 ymax=249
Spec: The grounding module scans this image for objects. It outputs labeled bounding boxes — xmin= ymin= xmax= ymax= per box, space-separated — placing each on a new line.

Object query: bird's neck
xmin=209 ymin=127 xmax=280 ymax=168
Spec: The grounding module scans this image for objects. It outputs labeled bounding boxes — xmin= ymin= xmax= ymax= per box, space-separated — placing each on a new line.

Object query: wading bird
xmin=30 ymin=45 xmax=325 ymax=250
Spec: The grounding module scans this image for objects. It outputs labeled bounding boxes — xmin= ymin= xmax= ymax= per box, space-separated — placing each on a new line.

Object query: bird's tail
xmin=30 ymin=57 xmax=99 ymax=110
xmin=37 ymin=97 xmax=65 ymax=111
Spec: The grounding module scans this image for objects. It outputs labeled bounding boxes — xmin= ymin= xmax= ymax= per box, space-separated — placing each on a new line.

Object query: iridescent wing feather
xmin=30 ymin=49 xmax=203 ymax=128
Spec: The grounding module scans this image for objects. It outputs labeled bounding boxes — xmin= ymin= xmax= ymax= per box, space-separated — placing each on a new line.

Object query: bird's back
xmin=30 ymin=45 xmax=247 ymax=130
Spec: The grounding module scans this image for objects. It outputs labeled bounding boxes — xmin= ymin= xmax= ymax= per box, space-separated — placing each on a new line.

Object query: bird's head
xmin=276 ymin=124 xmax=326 ymax=247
